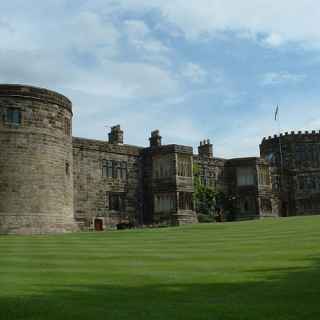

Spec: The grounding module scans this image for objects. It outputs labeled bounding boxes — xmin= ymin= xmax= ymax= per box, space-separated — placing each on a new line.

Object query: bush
xmin=197 ymin=213 xmax=215 ymax=223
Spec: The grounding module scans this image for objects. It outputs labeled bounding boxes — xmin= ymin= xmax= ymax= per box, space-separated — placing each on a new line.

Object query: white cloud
xmin=67 ymin=11 xmax=120 ymax=58
xmin=104 ymin=0 xmax=320 ymax=48
xmin=262 ymin=33 xmax=285 ymax=47
xmin=124 ymin=19 xmax=170 ymax=63
xmin=261 ymin=72 xmax=306 ymax=86
xmin=68 ymin=61 xmax=180 ymax=99
xmin=0 ymin=7 xmax=179 ymax=100
xmin=124 ymin=20 xmax=150 ymax=39
xmin=181 ymin=63 xmax=207 ymax=84
xmin=1 ymin=1 xmax=319 ymax=158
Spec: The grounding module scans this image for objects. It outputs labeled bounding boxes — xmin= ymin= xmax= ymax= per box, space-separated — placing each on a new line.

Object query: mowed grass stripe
xmin=0 ymin=216 xmax=320 ymax=320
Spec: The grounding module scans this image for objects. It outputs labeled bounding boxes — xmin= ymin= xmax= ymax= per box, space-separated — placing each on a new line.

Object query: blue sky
xmin=1 ymin=0 xmax=320 ymax=157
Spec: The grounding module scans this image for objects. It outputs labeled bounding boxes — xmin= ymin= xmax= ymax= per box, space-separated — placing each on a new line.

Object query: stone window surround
xmin=154 ymin=193 xmax=176 ymax=213
xmin=64 ymin=117 xmax=71 ymax=136
xmin=102 ymin=159 xmax=127 ymax=180
xmin=106 ymin=192 xmax=126 ymax=212
xmin=5 ymin=107 xmax=22 ymax=125
xmin=178 ymin=192 xmax=193 ymax=211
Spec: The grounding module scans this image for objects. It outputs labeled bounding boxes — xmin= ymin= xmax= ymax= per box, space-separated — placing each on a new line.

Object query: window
xmin=102 ymin=160 xmax=114 ymax=178
xmin=6 ymin=108 xmax=21 ymax=125
xmin=237 ymin=167 xmax=255 ymax=186
xmin=102 ymin=160 xmax=127 ymax=180
xmin=298 ymin=176 xmax=305 ymax=190
xmin=177 ymin=155 xmax=192 ymax=177
xmin=178 ymin=192 xmax=194 ymax=210
xmin=113 ymin=161 xmax=121 ymax=179
xmin=196 ymin=165 xmax=216 ymax=187
xmin=102 ymin=160 xmax=108 ymax=177
xmin=298 ymin=175 xmax=320 ymax=191
xmin=113 ymin=161 xmax=119 ymax=179
xmin=154 ymin=193 xmax=176 ymax=213
xmin=65 ymin=161 xmax=70 ymax=176
xmin=153 ymin=155 xmax=172 ymax=178
xmin=258 ymin=166 xmax=270 ymax=186
xmin=296 ymin=143 xmax=320 ymax=167
xmin=64 ymin=117 xmax=71 ymax=136
xmin=241 ymin=197 xmax=255 ymax=212
xmin=298 ymin=198 xmax=320 ymax=211
xmin=108 ymin=193 xmax=126 ymax=212
xmin=107 ymin=160 xmax=113 ymax=178
xmin=272 ymin=175 xmax=280 ymax=191
xmin=121 ymin=161 xmax=127 ymax=180
xmin=296 ymin=144 xmax=304 ymax=163
xmin=260 ymin=198 xmax=272 ymax=212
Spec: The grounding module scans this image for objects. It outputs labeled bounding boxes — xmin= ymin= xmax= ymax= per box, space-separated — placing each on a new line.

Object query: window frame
xmin=6 ymin=108 xmax=22 ymax=125
xmin=108 ymin=192 xmax=126 ymax=212
xmin=102 ymin=159 xmax=127 ymax=180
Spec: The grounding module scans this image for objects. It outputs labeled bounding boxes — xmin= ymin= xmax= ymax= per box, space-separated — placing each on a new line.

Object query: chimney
xmin=198 ymin=139 xmax=213 ymax=158
xmin=108 ymin=125 xmax=124 ymax=144
xmin=149 ymin=130 xmax=162 ymax=147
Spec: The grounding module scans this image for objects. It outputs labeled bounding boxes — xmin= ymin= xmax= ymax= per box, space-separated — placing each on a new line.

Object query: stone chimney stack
xmin=198 ymin=139 xmax=213 ymax=158
xmin=149 ymin=130 xmax=162 ymax=147
xmin=108 ymin=125 xmax=124 ymax=144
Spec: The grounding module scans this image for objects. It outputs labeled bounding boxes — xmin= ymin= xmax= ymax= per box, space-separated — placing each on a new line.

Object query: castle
xmin=1 ymin=84 xmax=320 ymax=234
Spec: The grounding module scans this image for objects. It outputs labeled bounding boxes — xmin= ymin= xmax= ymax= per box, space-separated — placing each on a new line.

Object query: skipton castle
xmin=1 ymin=84 xmax=320 ymax=234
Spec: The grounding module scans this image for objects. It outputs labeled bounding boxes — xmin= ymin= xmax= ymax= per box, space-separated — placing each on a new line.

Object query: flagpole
xmin=275 ymin=105 xmax=285 ymax=216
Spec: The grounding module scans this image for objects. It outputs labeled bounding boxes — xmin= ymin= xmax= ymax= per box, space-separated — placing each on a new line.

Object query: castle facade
xmin=1 ymin=84 xmax=319 ymax=234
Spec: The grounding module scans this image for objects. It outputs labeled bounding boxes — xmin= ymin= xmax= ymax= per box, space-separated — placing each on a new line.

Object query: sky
xmin=1 ymin=0 xmax=320 ymax=158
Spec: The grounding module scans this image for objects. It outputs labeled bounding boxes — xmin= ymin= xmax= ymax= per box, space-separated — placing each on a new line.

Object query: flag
xmin=274 ymin=105 xmax=279 ymax=121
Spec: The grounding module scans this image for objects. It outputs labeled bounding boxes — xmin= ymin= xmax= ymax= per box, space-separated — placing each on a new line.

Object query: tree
xmin=193 ymin=164 xmax=220 ymax=222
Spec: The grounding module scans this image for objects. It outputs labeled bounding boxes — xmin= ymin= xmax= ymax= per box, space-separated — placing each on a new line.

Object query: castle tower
xmin=0 ymin=84 xmax=76 ymax=234
xmin=260 ymin=130 xmax=320 ymax=217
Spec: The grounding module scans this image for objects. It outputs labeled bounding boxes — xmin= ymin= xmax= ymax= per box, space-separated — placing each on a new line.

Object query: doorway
xmin=281 ymin=202 xmax=289 ymax=217
xmin=94 ymin=219 xmax=104 ymax=231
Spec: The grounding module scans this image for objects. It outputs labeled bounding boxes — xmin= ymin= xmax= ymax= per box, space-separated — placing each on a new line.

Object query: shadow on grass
xmin=1 ymin=260 xmax=320 ymax=320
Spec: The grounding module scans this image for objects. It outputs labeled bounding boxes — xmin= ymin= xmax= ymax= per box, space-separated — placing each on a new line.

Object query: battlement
xmin=0 ymin=84 xmax=72 ymax=112
xmin=262 ymin=130 xmax=320 ymax=142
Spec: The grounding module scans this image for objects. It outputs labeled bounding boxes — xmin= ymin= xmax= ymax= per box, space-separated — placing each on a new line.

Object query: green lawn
xmin=1 ymin=216 xmax=320 ymax=320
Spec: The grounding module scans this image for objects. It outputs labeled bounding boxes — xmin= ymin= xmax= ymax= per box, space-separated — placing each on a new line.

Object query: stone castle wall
xmin=0 ymin=85 xmax=76 ymax=234
xmin=73 ymin=137 xmax=143 ymax=230
xmin=141 ymin=144 xmax=198 ymax=226
xmin=1 ymin=84 xmax=320 ymax=234
xmin=260 ymin=131 xmax=320 ymax=216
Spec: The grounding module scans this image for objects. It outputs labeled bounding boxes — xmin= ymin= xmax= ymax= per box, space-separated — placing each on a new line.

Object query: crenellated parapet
xmin=262 ymin=130 xmax=320 ymax=142
xmin=260 ymin=130 xmax=320 ymax=158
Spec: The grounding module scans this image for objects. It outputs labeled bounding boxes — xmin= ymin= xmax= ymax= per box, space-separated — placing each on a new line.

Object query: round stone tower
xmin=0 ymin=84 xmax=76 ymax=234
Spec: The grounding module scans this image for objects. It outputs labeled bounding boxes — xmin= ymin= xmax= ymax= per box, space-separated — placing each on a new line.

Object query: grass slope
xmin=1 ymin=216 xmax=320 ymax=320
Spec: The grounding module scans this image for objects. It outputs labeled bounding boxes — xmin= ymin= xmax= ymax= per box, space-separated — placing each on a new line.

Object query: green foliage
xmin=197 ymin=213 xmax=216 ymax=223
xmin=193 ymin=163 xmax=223 ymax=221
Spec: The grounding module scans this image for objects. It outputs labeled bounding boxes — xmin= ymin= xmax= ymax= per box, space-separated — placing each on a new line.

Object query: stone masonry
xmin=0 ymin=84 xmax=76 ymax=234
xmin=1 ymin=84 xmax=320 ymax=234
